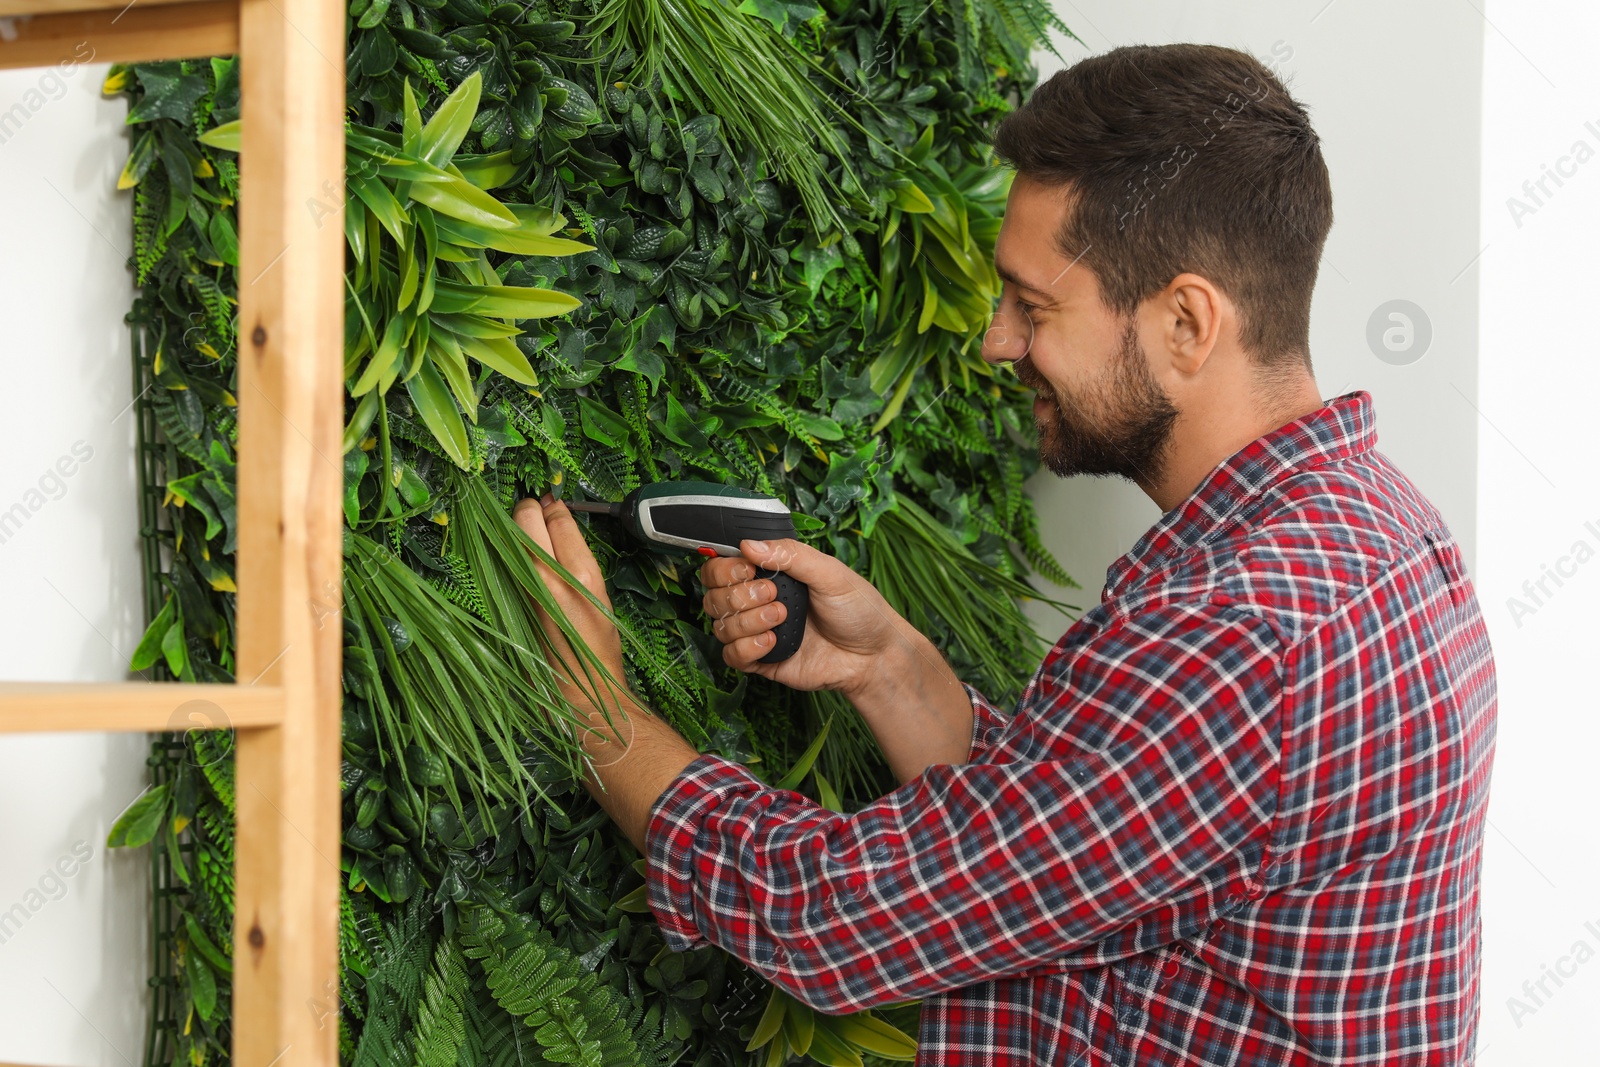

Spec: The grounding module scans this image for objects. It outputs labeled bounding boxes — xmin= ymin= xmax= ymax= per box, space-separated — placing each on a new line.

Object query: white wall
xmin=0 ymin=55 xmax=151 ymax=1066
xmin=1472 ymin=1 xmax=1600 ymax=1061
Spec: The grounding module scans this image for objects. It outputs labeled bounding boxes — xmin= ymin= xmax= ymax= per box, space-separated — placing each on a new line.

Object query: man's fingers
xmin=513 ymin=496 xmax=556 ymax=555
xmin=711 ymin=600 xmax=785 ymax=645
xmin=701 ymin=578 xmax=775 ymax=621
xmin=722 ymin=629 xmax=778 ymax=671
xmin=698 ymin=554 xmax=757 ymax=589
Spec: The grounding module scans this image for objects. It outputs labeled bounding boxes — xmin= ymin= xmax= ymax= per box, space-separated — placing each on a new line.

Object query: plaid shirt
xmin=647 ymin=390 xmax=1498 ymax=1066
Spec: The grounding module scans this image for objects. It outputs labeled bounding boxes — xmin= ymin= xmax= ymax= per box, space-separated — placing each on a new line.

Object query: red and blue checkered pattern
xmin=647 ymin=390 xmax=1498 ymax=1065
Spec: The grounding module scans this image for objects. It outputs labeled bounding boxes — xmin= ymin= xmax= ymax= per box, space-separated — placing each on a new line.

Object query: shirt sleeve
xmin=645 ymin=603 xmax=1284 ymax=1015
xmin=962 ymin=681 xmax=1012 ymax=762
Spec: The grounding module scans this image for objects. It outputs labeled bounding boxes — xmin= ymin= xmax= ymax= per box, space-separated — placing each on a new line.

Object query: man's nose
xmin=981 ymin=308 xmax=1031 ymax=366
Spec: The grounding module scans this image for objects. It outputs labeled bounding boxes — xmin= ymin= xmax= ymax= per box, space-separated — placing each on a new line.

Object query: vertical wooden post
xmin=233 ymin=0 xmax=344 ymax=1062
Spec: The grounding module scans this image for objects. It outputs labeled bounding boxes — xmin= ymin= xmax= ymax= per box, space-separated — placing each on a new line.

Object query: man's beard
xmin=1014 ymin=318 xmax=1179 ymax=485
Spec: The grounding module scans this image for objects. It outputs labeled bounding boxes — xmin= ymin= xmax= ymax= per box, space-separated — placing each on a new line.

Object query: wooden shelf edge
xmin=0 ymin=0 xmax=211 ymax=17
xmin=0 ymin=681 xmax=284 ymax=733
xmin=0 ymin=0 xmax=237 ymax=71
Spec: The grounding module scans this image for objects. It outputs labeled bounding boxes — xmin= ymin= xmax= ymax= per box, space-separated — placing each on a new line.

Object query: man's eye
xmin=1016 ymin=300 xmax=1037 ymax=315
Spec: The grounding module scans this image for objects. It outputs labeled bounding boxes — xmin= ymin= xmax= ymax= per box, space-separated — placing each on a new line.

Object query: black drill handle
xmin=754 ymin=567 xmax=808 ymax=664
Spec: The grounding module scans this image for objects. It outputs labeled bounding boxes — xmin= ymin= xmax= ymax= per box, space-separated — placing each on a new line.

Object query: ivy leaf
xmin=614 ymin=345 xmax=665 ymax=391
xmin=126 ymin=67 xmax=209 ymax=125
xmin=580 ymin=397 xmax=632 ymax=451
xmin=815 ymin=441 xmax=878 ymax=520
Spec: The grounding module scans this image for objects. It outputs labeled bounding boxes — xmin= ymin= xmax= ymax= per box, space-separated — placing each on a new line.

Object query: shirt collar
xmin=1103 ymin=389 xmax=1378 ymax=599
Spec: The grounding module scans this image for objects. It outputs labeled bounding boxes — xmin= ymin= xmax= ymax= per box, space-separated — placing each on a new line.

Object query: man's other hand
xmin=513 ymin=493 xmax=627 ymax=708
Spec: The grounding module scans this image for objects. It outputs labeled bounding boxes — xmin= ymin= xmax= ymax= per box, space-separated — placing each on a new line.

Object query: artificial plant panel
xmin=108 ymin=0 xmax=1078 ymax=1063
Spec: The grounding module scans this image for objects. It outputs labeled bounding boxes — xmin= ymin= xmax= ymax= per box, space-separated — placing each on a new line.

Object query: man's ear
xmin=1157 ymin=272 xmax=1226 ymax=374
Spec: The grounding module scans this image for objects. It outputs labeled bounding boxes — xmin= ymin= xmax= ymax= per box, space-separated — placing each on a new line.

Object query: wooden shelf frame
xmin=0 ymin=2 xmax=344 ymax=1064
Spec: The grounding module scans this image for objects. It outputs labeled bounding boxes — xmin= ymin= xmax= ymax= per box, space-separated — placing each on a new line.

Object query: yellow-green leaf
xmin=405 ymin=359 xmax=470 ymax=469
xmin=457 ymin=332 xmax=538 ymax=386
xmin=419 ymin=69 xmax=481 ymax=167
xmin=198 ymin=119 xmax=241 ymax=153
xmin=746 ymin=988 xmax=787 ymax=1052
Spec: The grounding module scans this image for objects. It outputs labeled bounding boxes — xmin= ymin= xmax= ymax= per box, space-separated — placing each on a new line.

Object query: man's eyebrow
xmin=995 ymin=263 xmax=1059 ymax=302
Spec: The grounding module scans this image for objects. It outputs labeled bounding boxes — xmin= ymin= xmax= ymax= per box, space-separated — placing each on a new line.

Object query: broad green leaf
xmin=432 ymin=211 xmax=594 ymax=256
xmin=457 ymin=333 xmax=538 ymax=386
xmin=409 ymin=174 xmax=518 ymax=229
xmin=776 ymin=716 xmax=832 ymax=791
xmin=185 ymin=914 xmax=233 ymax=975
xmin=117 ymin=130 xmax=160 ymax=189
xmin=161 ymin=615 xmax=188 ymax=676
xmin=405 ymin=358 xmax=471 ymax=468
xmin=831 ymin=1012 xmax=918 ymax=1060
xmin=429 ymin=280 xmax=580 ymax=319
xmin=893 ymin=181 xmax=935 ymax=213
xmin=189 ymin=952 xmax=218 ymax=1020
xmin=746 ymin=988 xmax=787 ymax=1051
xmin=428 ymin=334 xmax=477 ymax=421
xmin=431 ymin=313 xmax=522 ymax=339
xmin=402 ymin=79 xmax=422 ymax=156
xmin=208 ymin=211 xmax=238 ymax=266
xmin=351 ymin=314 xmax=406 ymax=396
xmin=419 ymin=69 xmax=482 ymax=166
xmin=107 ymin=784 xmax=171 ymax=848
xmin=350 ymin=173 xmax=410 ymax=244
xmin=198 ymin=119 xmax=241 ymax=153
xmin=130 ymin=596 xmax=175 ymax=671
xmin=455 ymin=151 xmax=518 ymax=190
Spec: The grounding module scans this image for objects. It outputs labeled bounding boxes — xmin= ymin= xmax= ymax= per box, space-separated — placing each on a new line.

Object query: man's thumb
xmin=738 ymin=537 xmax=855 ymax=596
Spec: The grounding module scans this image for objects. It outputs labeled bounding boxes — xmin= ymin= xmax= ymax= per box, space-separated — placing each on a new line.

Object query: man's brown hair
xmin=992 ymin=43 xmax=1333 ymax=371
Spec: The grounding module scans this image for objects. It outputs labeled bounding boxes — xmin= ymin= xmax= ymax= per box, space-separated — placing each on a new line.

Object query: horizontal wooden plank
xmin=0 ymin=682 xmax=283 ymax=733
xmin=0 ymin=0 xmax=236 ymax=71
xmin=0 ymin=0 xmax=208 ymax=16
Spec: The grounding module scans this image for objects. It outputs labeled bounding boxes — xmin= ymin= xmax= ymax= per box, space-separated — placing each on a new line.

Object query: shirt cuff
xmin=643 ymin=751 xmax=763 ymax=951
xmin=964 ymin=682 xmax=1012 ymax=762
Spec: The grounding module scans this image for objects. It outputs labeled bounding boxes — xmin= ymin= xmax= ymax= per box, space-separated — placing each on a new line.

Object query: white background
xmin=0 ymin=51 xmax=151 ymax=1067
xmin=1 ymin=0 xmax=1596 ymax=1063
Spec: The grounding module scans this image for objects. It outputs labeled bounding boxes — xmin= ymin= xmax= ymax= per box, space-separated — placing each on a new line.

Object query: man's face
xmin=981 ymin=175 xmax=1179 ymax=488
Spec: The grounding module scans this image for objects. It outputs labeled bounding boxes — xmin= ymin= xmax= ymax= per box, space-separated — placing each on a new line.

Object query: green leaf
xmin=350 ymin=172 xmax=410 ymax=245
xmin=207 ymin=211 xmax=238 ymax=266
xmin=455 ymin=151 xmax=518 ymax=190
xmin=776 ymin=716 xmax=832 ymax=791
xmin=746 ymin=987 xmax=787 ymax=1051
xmin=117 ymin=130 xmax=160 ymax=189
xmin=735 ymin=0 xmax=821 ymax=31
xmin=197 ymin=119 xmax=242 ymax=153
xmin=185 ymin=914 xmax=233 ymax=975
xmin=107 ymin=784 xmax=171 ymax=848
xmin=405 ymin=358 xmax=471 ymax=468
xmin=160 ymin=615 xmax=188 ymax=677
xmin=456 ymin=333 xmax=539 ymax=386
xmin=130 ymin=596 xmax=175 ymax=671
xmin=409 ymin=174 xmax=519 ymax=229
xmin=419 ymin=70 xmax=482 ymax=167
xmin=429 ymin=280 xmax=580 ymax=319
xmin=402 ymin=80 xmax=422 ymax=156
xmin=189 ymin=952 xmax=218 ymax=1021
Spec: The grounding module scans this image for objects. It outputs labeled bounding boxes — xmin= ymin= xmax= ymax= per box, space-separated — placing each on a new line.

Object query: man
xmin=512 ymin=43 xmax=1497 ymax=1066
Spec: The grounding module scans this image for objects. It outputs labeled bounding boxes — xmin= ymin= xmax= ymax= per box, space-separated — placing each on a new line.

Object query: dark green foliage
xmin=112 ymin=0 xmax=1077 ymax=1063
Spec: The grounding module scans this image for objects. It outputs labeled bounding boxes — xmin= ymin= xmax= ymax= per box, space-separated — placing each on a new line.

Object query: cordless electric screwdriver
xmin=563 ymin=480 xmax=809 ymax=664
